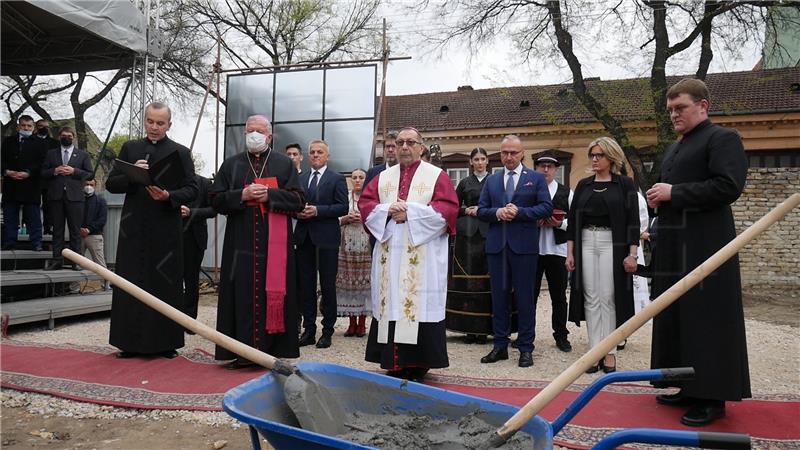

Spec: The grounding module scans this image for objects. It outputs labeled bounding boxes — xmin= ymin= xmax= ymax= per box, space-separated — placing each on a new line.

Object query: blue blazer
xmin=478 ymin=166 xmax=553 ymax=255
xmin=294 ymin=168 xmax=349 ymax=249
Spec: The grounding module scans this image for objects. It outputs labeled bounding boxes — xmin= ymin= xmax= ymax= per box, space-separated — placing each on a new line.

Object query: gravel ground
xmin=2 ymin=290 xmax=798 ymax=447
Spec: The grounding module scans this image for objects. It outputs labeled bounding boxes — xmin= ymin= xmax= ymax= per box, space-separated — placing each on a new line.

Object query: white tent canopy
xmin=1 ymin=0 xmax=153 ymax=75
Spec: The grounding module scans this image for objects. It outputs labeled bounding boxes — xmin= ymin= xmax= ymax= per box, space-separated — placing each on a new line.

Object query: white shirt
xmin=60 ymin=145 xmax=74 ymax=165
xmin=538 ymin=179 xmax=574 ymax=257
xmin=308 ymin=165 xmax=327 ymax=186
xmin=503 ymin=163 xmax=522 ymax=190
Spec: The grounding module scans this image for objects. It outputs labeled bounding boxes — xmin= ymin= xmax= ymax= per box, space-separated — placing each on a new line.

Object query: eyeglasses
xmin=589 ymin=153 xmax=606 ymax=160
xmin=666 ymin=100 xmax=701 ymax=116
xmin=501 ymin=150 xmax=521 ymax=157
xmin=395 ymin=140 xmax=420 ymax=147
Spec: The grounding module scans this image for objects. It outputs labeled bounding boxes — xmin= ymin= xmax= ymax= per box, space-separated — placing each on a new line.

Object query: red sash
xmin=250 ymin=177 xmax=287 ymax=334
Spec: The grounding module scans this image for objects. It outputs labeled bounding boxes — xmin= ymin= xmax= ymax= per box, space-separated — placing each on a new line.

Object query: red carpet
xmin=2 ymin=340 xmax=799 ymax=448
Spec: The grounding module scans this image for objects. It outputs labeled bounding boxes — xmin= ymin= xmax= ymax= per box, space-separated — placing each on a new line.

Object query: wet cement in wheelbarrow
xmin=338 ymin=410 xmax=534 ymax=449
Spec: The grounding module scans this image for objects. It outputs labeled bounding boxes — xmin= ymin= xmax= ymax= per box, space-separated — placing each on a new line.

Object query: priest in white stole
xmin=358 ymin=127 xmax=459 ymax=382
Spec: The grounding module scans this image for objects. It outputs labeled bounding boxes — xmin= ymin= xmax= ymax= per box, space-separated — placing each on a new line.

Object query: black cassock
xmin=650 ymin=119 xmax=751 ymax=401
xmin=211 ymin=150 xmax=304 ymax=360
xmin=107 ymin=137 xmax=198 ymax=353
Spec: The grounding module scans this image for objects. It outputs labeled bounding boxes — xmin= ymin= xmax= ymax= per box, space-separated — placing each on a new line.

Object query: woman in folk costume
xmin=336 ymin=168 xmax=372 ymax=337
xmin=358 ymin=127 xmax=459 ymax=382
xmin=446 ymin=147 xmax=493 ymax=344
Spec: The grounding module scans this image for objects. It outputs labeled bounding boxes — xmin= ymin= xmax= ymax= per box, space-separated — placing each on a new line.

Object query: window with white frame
xmin=447 ymin=168 xmax=469 ymax=187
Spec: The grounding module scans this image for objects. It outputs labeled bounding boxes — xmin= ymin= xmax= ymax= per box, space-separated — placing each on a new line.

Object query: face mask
xmin=19 ymin=130 xmax=32 ymax=138
xmin=84 ymin=186 xmax=95 ymax=196
xmin=245 ymin=132 xmax=268 ymax=154
xmin=60 ymin=137 xmax=73 ymax=147
xmin=37 ymin=129 xmax=49 ymax=137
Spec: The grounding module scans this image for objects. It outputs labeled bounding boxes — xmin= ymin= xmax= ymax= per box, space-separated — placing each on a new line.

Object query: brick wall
xmin=733 ymin=167 xmax=800 ymax=297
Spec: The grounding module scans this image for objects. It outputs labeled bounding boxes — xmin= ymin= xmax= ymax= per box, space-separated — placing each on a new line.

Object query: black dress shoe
xmin=681 ymin=401 xmax=725 ymax=427
xmin=555 ymin=338 xmax=572 ymax=353
xmin=656 ymin=391 xmax=696 ymax=406
xmin=407 ymin=367 xmax=429 ymax=382
xmin=44 ymin=260 xmax=63 ymax=271
xmin=463 ymin=334 xmax=477 ymax=344
xmin=617 ymin=339 xmax=627 ymax=351
xmin=298 ymin=330 xmax=316 ymax=346
xmin=480 ymin=348 xmax=509 ymax=364
xmin=116 ymin=351 xmax=140 ymax=359
xmin=225 ymin=358 xmax=256 ymax=370
xmin=160 ymin=350 xmax=179 ymax=359
xmin=474 ymin=335 xmax=487 ymax=345
xmin=315 ymin=334 xmax=332 ymax=349
xmin=518 ymin=352 xmax=533 ymax=368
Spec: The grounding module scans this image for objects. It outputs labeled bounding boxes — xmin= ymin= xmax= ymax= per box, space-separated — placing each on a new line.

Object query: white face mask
xmin=84 ymin=186 xmax=95 ymax=196
xmin=245 ymin=131 xmax=269 ymax=154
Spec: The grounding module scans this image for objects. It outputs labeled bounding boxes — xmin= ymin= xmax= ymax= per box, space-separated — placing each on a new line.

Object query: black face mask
xmin=60 ymin=137 xmax=73 ymax=147
xmin=37 ymin=128 xmax=49 ymax=137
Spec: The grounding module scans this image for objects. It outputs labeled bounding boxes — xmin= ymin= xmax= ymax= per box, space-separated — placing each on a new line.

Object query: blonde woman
xmin=565 ymin=137 xmax=640 ymax=373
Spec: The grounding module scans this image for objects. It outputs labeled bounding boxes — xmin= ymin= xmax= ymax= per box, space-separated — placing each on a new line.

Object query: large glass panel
xmin=274 ymin=70 xmax=324 ymax=122
xmin=325 ymin=66 xmax=376 ymax=119
xmin=273 ymin=122 xmax=323 ymax=172
xmin=224 ymin=125 xmax=245 ymax=160
xmin=324 ymin=120 xmax=374 ymax=173
xmin=225 ymin=73 xmax=274 ymax=124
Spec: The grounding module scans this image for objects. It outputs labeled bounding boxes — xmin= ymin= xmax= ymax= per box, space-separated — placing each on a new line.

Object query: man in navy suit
xmin=478 ymin=135 xmax=552 ymax=367
xmin=41 ymin=126 xmax=94 ymax=270
xmin=295 ymin=140 xmax=349 ymax=349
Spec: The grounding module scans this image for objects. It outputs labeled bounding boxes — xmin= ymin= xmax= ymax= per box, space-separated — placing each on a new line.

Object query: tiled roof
xmin=383 ymin=67 xmax=800 ymax=132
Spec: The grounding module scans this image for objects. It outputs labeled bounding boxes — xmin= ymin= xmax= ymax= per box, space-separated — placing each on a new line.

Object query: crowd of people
xmin=2 ymin=77 xmax=750 ymax=428
xmin=1 ymin=117 xmax=109 ymax=275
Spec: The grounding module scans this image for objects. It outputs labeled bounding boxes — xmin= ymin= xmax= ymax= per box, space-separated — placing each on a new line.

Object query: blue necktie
xmin=505 ymin=171 xmax=516 ymax=203
xmin=63 ymin=149 xmax=70 ymax=165
xmin=307 ymin=171 xmax=319 ymax=202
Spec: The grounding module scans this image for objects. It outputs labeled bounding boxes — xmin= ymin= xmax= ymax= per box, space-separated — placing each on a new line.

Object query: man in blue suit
xmin=295 ymin=139 xmax=349 ymax=349
xmin=478 ymin=135 xmax=552 ymax=367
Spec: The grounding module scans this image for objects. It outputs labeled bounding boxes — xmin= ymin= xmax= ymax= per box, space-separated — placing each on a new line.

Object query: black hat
xmin=535 ymin=151 xmax=560 ymax=166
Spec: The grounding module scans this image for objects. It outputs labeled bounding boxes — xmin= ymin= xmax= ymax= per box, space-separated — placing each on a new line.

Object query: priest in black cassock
xmin=107 ymin=102 xmax=198 ymax=359
xmin=210 ymin=115 xmax=305 ymax=369
xmin=646 ymin=78 xmax=750 ymax=427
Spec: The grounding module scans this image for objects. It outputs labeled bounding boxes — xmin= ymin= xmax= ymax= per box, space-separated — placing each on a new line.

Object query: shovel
xmin=480 ymin=193 xmax=800 ymax=448
xmin=62 ymin=249 xmax=347 ymax=437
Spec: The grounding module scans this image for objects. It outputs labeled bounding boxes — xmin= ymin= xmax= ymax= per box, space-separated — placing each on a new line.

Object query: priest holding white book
xmin=358 ymin=127 xmax=459 ymax=382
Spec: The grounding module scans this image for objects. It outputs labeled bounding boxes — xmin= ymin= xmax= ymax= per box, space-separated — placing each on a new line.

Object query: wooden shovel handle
xmin=62 ymin=249 xmax=290 ymax=374
xmin=494 ymin=193 xmax=800 ymax=443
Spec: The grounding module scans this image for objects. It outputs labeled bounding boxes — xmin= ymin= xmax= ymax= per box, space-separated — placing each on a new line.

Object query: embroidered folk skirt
xmin=336 ymin=222 xmax=372 ymax=316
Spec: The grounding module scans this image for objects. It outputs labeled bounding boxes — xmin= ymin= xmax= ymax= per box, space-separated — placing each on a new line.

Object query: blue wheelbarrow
xmin=224 ymin=364 xmax=751 ymax=449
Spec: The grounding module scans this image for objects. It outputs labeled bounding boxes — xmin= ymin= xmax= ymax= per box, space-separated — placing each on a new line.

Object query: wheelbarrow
xmin=224 ymin=364 xmax=751 ymax=450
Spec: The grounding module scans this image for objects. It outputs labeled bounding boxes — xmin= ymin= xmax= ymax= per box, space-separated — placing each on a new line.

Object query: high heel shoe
xmin=585 ymin=359 xmax=603 ymax=374
xmin=602 ymin=355 xmax=617 ymax=373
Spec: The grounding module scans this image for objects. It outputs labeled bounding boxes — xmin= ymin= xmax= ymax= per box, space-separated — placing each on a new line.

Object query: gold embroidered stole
xmin=376 ymin=161 xmax=439 ymax=344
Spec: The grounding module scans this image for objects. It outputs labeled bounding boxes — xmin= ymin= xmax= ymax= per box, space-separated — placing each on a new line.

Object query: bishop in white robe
xmin=358 ymin=127 xmax=458 ymax=381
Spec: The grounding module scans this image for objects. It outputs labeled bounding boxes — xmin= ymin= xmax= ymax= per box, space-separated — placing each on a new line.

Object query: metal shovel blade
xmin=283 ymin=369 xmax=347 ymax=436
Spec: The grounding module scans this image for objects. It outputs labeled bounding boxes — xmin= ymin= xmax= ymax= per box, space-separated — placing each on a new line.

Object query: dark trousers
xmin=296 ymin=239 xmax=338 ymax=337
xmin=41 ymin=190 xmax=52 ymax=234
xmin=182 ymin=233 xmax=205 ymax=319
xmin=50 ymin=198 xmax=84 ymax=257
xmin=2 ymin=201 xmax=42 ymax=248
xmin=534 ymin=254 xmax=570 ymax=341
xmin=487 ymin=247 xmax=538 ymax=353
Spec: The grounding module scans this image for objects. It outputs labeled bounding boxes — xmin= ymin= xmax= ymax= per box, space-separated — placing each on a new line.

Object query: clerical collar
xmin=149 ymin=136 xmax=168 ymax=145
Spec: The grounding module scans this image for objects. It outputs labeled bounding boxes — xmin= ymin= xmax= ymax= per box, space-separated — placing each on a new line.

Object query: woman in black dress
xmin=446 ymin=148 xmax=492 ymax=343
xmin=565 ymin=137 xmax=640 ymax=373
